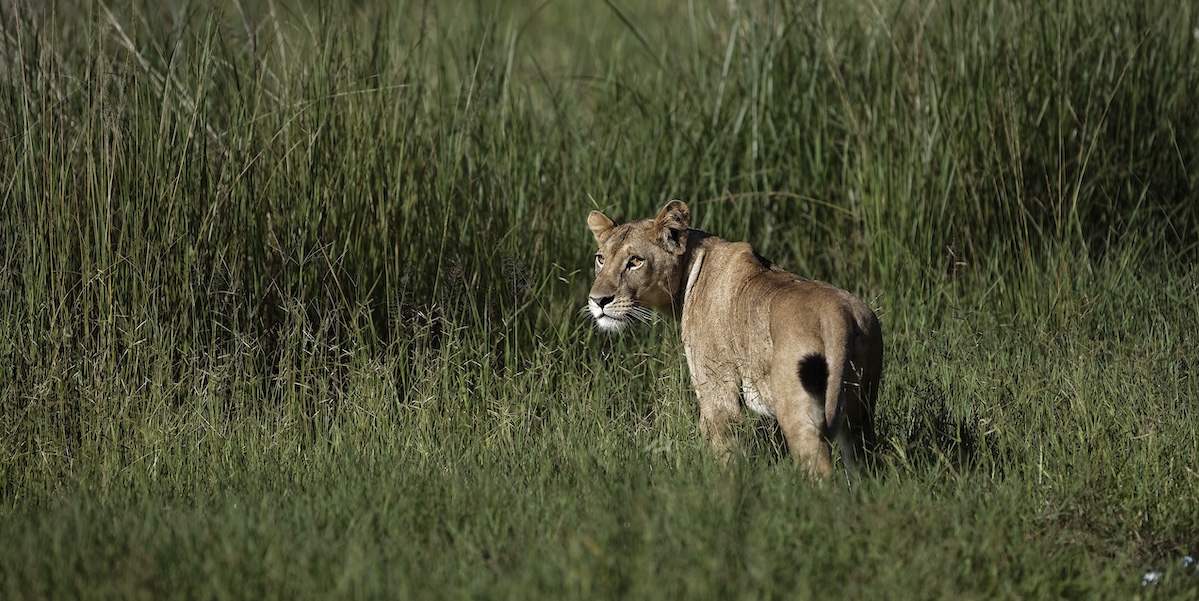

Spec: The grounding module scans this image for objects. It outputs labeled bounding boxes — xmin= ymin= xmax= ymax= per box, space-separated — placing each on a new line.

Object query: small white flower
xmin=1142 ymin=571 xmax=1163 ymax=586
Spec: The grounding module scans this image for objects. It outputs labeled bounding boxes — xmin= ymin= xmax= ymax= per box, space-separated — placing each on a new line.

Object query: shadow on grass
xmin=881 ymin=381 xmax=1006 ymax=478
xmin=728 ymin=380 xmax=1006 ymax=480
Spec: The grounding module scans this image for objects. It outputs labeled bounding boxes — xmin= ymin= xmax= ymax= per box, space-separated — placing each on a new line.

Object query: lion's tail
xmin=822 ymin=319 xmax=851 ymax=435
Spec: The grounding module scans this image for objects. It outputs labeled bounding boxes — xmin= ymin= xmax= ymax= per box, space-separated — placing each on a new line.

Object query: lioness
xmin=586 ymin=200 xmax=882 ymax=480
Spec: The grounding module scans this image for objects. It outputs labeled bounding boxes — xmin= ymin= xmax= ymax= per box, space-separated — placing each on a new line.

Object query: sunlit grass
xmin=1 ymin=0 xmax=1197 ymax=598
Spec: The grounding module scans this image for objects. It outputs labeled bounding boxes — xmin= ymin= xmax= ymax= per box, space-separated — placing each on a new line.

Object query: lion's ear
xmin=588 ymin=210 xmax=616 ymax=244
xmin=654 ymin=200 xmax=690 ymax=254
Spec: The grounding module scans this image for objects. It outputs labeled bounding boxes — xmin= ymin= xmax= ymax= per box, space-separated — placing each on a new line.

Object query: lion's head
xmin=585 ymin=200 xmax=691 ymax=332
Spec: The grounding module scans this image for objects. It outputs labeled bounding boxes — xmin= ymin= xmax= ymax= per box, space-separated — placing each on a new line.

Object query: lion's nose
xmin=589 ymin=295 xmax=614 ymax=309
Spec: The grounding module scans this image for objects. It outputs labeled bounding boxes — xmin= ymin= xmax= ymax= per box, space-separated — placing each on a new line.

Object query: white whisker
xmin=625 ymin=306 xmax=656 ymax=325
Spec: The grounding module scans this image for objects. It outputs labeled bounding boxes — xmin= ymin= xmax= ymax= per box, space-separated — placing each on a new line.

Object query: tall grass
xmin=2 ymin=0 xmax=1198 ymax=597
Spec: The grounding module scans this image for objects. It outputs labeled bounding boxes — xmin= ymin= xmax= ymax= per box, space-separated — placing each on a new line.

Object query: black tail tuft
xmin=797 ymin=354 xmax=828 ymax=397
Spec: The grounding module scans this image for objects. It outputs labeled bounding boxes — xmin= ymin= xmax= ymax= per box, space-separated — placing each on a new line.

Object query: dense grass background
xmin=2 ymin=0 xmax=1198 ymax=597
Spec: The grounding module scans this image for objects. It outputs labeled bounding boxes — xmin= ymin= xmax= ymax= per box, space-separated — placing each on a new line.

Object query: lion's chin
xmin=594 ymin=315 xmax=630 ymax=333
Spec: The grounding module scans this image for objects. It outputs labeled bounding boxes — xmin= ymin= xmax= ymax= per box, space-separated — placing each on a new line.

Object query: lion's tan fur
xmin=586 ymin=201 xmax=883 ymax=480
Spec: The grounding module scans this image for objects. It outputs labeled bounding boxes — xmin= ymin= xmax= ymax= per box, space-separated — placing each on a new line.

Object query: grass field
xmin=2 ymin=0 xmax=1198 ymax=598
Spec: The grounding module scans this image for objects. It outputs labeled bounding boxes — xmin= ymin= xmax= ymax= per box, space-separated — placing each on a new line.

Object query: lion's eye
xmin=595 ymin=254 xmax=605 ymax=269
xmin=628 ymin=256 xmax=644 ymax=269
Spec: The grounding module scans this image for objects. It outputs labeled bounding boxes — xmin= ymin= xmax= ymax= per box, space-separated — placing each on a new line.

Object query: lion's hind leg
xmin=838 ymin=368 xmax=875 ymax=477
xmin=773 ymin=353 xmax=834 ymax=480
xmin=843 ymin=328 xmax=883 ymax=474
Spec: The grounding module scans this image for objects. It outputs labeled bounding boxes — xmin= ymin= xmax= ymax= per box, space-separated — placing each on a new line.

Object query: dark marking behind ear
xmin=752 ymin=249 xmax=777 ymax=270
xmin=797 ymin=354 xmax=828 ymax=398
xmin=654 ymin=200 xmax=691 ymax=254
xmin=663 ymin=225 xmax=686 ymax=252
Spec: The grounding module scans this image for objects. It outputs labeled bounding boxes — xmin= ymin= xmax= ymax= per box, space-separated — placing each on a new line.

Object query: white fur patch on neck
xmin=684 ymin=249 xmax=705 ymax=299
